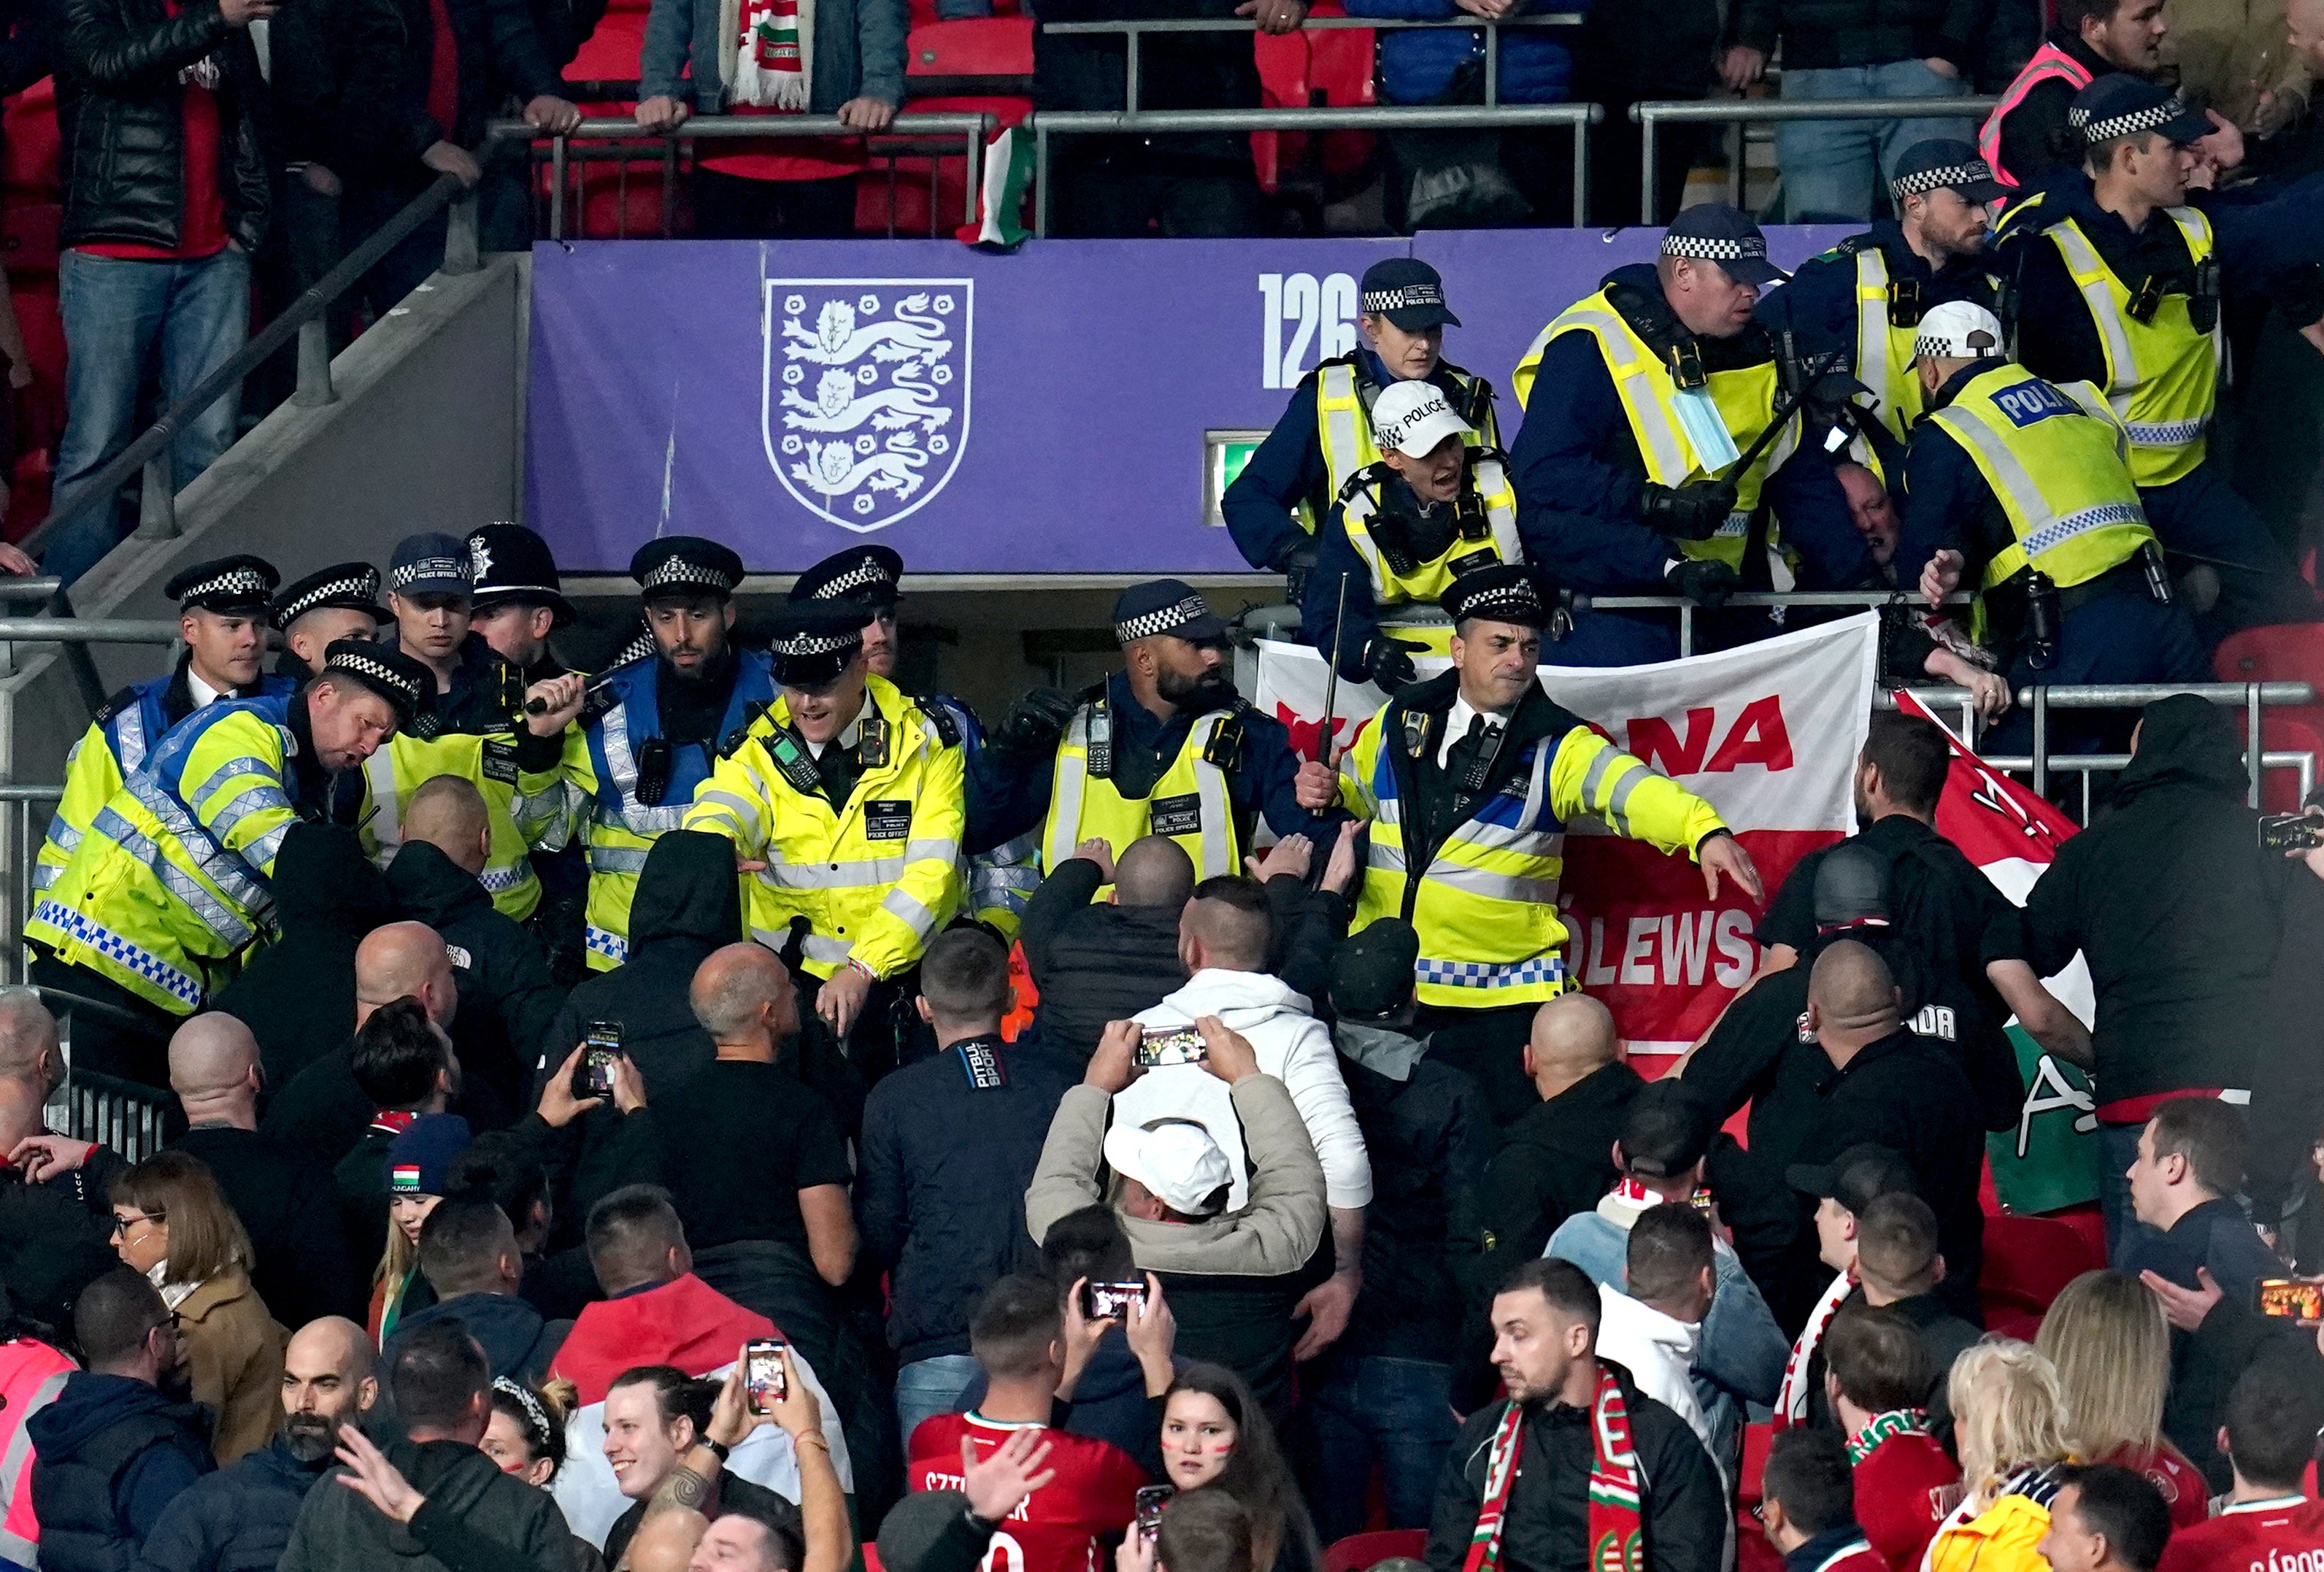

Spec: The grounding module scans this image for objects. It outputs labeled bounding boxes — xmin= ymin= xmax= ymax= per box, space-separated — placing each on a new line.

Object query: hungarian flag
xmin=1896 ymin=693 xmax=2100 ymax=1214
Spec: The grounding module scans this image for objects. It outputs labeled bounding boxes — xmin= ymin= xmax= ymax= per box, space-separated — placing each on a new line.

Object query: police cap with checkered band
xmin=1660 ymin=203 xmax=1789 ymax=287
xmin=1358 ymin=258 xmax=1461 ymax=331
xmin=2068 ymin=75 xmax=2210 ymax=149
xmin=272 ymin=563 xmax=387 ymax=632
xmin=466 ymin=523 xmax=574 ymax=628
xmin=388 ymin=533 xmax=475 ymax=598
xmin=631 ymin=536 xmax=746 ymax=603
xmin=1440 ymin=563 xmax=1549 ymax=631
xmin=1112 ymin=579 xmax=1231 ymax=645
xmin=319 ymin=638 xmax=434 ymax=728
xmin=767 ymin=598 xmax=866 ymax=690
xmin=1888 ymin=139 xmax=2006 ymax=204
xmin=1912 ymin=301 xmax=2008 ymax=363
xmin=790 ymin=545 xmax=904 ymax=612
xmin=165 ymin=554 xmax=280 ymax=617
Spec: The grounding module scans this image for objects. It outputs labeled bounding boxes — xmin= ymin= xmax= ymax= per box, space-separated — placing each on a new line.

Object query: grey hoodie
xmin=277 ymin=1438 xmax=577 ymax=1572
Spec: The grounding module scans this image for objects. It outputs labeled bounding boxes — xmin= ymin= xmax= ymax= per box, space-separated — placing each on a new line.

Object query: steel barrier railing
xmin=1 ymin=785 xmax=63 ymax=986
xmin=1631 ymin=93 xmax=1999 ymax=223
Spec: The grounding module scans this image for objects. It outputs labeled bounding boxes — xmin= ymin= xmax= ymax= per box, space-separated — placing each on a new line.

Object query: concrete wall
xmin=1 ymin=254 xmax=531 ymax=793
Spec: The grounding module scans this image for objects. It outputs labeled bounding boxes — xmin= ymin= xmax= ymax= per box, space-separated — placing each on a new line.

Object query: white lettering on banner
xmin=2016 ymin=1052 xmax=2099 ymax=1158
xmin=1258 ymin=272 xmax=1360 ymax=390
xmin=1577 ymin=909 xmax=1758 ymax=989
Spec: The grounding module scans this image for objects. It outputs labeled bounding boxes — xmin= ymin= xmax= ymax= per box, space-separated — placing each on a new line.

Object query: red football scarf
xmin=1775 ymin=1271 xmax=1854 ymax=1426
xmin=1461 ymin=1366 xmax=1644 ymax=1572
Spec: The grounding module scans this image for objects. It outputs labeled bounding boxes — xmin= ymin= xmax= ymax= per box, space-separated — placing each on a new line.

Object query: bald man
xmin=167 ymin=1014 xmax=366 ymax=1325
xmin=136 ymin=1317 xmax=380 ymax=1572
xmin=1472 ymin=993 xmax=1647 ymax=1283
xmin=0 ymin=989 xmax=128 ymax=1222
xmin=386 ymin=775 xmax=569 ymax=1109
xmin=1022 ymin=833 xmax=1200 ymax=1062
xmin=648 ymin=944 xmax=858 ymax=1290
xmin=631 ymin=1507 xmax=711 ymax=1572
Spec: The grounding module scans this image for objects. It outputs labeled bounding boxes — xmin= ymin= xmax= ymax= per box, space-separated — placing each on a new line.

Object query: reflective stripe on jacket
xmin=1042 ymin=704 xmax=1241 ymax=881
xmin=1304 ymin=359 xmax=1501 ymax=533
xmin=1341 ymin=455 xmax=1522 ymax=609
xmin=1978 ymin=42 xmax=2093 ymax=188
xmin=2042 ymin=209 xmax=2221 ymax=486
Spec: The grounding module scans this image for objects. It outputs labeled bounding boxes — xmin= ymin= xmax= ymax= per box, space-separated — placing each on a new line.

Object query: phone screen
xmin=577 ymin=1022 xmax=623 ymax=1098
xmin=2255 ymin=1278 xmax=2324 ymax=1325
xmin=745 ymin=1339 xmax=788 ymax=1412
xmin=1135 ymin=1486 xmax=1174 ymax=1541
xmin=1136 ymin=1029 xmax=1207 ymax=1069
xmin=1081 ymin=1279 xmax=1147 ymax=1321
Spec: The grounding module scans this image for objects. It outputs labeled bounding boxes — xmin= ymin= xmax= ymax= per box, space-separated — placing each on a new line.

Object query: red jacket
xmin=1852 ymin=1430 xmax=1960 ymax=1571
xmin=2156 ymin=1495 xmax=2324 ymax=1572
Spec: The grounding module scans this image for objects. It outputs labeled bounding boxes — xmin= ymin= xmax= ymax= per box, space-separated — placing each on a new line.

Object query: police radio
xmin=2024 ymin=572 xmax=2062 ymax=671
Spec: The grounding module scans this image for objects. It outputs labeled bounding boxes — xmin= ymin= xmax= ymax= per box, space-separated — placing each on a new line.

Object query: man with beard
xmin=787 ymin=545 xmax=1042 ymax=939
xmin=1755 ymin=142 xmax=2009 ymax=474
xmin=559 ymin=537 xmax=776 ymax=972
xmin=345 ymin=534 xmax=577 ymax=925
xmin=269 ymin=564 xmax=389 ymax=682
xmin=686 ymin=604 xmax=966 ymax=1080
xmin=978 ymin=579 xmax=1331 ymax=886
xmin=1423 ymin=1257 xmax=1724 ymax=1572
xmin=133 ymin=1318 xmax=381 ymax=1572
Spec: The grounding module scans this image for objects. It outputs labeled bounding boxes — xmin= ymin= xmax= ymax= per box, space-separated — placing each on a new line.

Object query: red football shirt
xmin=2101 ymin=1442 xmax=2211 ymax=1531
xmin=909 ymin=1413 xmax=1148 ymax=1572
xmin=2156 ymin=1495 xmax=2324 ymax=1572
xmin=1852 ymin=1430 xmax=1960 ymax=1571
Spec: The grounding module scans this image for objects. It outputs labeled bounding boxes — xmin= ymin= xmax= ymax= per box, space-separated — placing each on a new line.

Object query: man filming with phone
xmin=1026 ymin=1016 xmax=1329 ymax=1417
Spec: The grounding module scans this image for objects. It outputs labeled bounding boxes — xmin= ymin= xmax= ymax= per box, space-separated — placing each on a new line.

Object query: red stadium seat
xmin=1979 ymin=1212 xmax=2104 ymax=1336
xmin=1322 ymin=1530 xmax=1427 ymax=1572
xmin=874 ymin=18 xmax=1034 ymax=236
xmin=2215 ymin=624 xmax=2324 ymax=808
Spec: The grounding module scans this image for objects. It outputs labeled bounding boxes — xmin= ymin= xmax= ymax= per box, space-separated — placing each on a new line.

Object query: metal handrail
xmin=1033 ymin=101 xmax=1601 ymax=234
xmin=1631 ymin=93 xmax=1999 ymax=222
xmin=504 ymin=112 xmax=996 ymax=239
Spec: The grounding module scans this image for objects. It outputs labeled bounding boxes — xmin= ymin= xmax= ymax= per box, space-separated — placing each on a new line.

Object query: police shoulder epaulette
xmin=921 ymin=702 xmax=961 ymax=750
xmin=93 ymin=685 xmax=140 ymax=728
xmin=721 ymin=701 xmax=775 ymax=759
xmin=1342 ymin=462 xmax=1393 ymax=503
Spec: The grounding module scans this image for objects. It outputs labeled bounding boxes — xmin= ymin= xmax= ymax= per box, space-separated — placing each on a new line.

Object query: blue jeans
xmin=894 ymin=1353 xmax=982 ymax=1458
xmin=2100 ymin=1120 xmax=2166 ymax=1261
xmin=1776 ymin=61 xmax=1975 ymax=223
xmin=1296 ymin=1356 xmax=1458 ymax=1543
xmin=46 ymin=246 xmax=251 ymax=585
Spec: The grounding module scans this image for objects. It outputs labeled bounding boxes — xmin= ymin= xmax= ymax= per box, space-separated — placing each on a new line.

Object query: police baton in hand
xmin=1320 ymin=571 xmax=1351 ymax=766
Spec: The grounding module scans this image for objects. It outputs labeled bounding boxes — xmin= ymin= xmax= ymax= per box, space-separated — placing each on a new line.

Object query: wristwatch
xmin=703 ymin=1438 xmax=731 ymax=1465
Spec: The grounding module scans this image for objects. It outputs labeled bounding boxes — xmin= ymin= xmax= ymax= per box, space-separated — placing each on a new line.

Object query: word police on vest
xmin=1371 ymin=382 xmax=1475 ymax=459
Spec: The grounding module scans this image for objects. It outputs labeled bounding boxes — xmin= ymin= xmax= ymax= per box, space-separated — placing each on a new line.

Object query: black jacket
xmin=1424 ymin=1367 xmax=1725 ymax=1572
xmin=171 ymin=1125 xmax=366 ymax=1328
xmin=388 ymin=841 xmax=568 ymax=1112
xmin=385 ymin=1291 xmax=561 ymax=1384
xmin=1469 ymin=1062 xmax=1643 ymax=1295
xmin=0 ymin=1176 xmax=120 ymax=1342
xmin=1022 ymin=858 xmax=1188 ymax=1061
xmin=261 ymin=0 xmax=407 ymax=174
xmin=261 ymin=1041 xmax=512 ymax=1171
xmin=134 ymin=1431 xmax=331 ymax=1572
xmin=855 ymin=1035 xmax=1075 ymax=1363
xmin=215 ymin=824 xmax=394 ymax=1092
xmin=1990 ymin=694 xmax=2301 ymax=1110
xmin=53 ymin=0 xmax=269 ymax=252
xmin=28 ymin=1372 xmax=214 ymax=1572
xmin=278 ymin=1437 xmax=577 ymax=1572
xmin=376 ymin=0 xmax=562 ymax=171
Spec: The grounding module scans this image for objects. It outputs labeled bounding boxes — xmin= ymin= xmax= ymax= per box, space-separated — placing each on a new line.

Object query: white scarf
xmin=720 ymin=0 xmax=815 ymax=109
xmin=146 ymin=1260 xmax=201 ymax=1312
xmin=1774 ymin=1271 xmax=1854 ymax=1424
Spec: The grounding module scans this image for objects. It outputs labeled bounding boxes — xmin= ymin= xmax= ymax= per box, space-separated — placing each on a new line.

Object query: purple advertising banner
xmin=525 ymin=226 xmax=1855 ymax=574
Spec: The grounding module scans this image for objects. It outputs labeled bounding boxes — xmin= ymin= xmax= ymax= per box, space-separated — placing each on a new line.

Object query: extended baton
xmin=1319 ymin=571 xmax=1351 ymax=765
xmin=523 ymin=625 xmax=658 ymax=714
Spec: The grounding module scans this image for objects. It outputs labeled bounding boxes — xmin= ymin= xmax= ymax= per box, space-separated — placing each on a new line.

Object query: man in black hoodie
xmin=387 ymin=775 xmax=568 ymax=1111
xmin=213 ymin=822 xmax=395 ymax=1089
xmin=1988 ymin=693 xmax=2305 ymax=1250
xmin=28 ymin=1267 xmax=213 ymax=1572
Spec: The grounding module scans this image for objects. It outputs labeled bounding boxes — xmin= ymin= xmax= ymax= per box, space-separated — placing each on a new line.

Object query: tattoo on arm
xmin=654 ymin=1464 xmax=714 ymax=1514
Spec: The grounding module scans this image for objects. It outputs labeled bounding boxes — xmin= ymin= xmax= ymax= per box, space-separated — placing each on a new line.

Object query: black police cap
xmin=790 ymin=545 xmax=904 ymax=610
xmin=769 ymin=599 xmax=866 ymax=690
xmin=631 ymin=536 xmax=746 ymax=601
xmin=166 ymin=554 xmax=280 ymax=616
xmin=319 ymin=638 xmax=434 ymax=728
xmin=272 ymin=563 xmax=387 ymax=632
xmin=1440 ymin=563 xmax=1548 ymax=630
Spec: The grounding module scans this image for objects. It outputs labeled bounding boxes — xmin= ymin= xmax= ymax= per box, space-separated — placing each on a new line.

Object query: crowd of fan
xmin=0 ymin=677 xmax=2320 ymax=1572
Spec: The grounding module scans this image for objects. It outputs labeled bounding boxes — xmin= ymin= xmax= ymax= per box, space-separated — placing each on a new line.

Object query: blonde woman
xmin=109 ymin=1152 xmax=287 ymax=1465
xmin=1921 ymin=1339 xmax=2073 ymax=1572
xmin=2035 ymin=1270 xmax=2210 ymax=1531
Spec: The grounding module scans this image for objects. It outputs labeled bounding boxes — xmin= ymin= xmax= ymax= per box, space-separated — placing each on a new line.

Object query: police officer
xmin=788 ymin=544 xmax=1042 ymax=938
xmin=979 ymin=581 xmax=1334 ymax=880
xmin=347 ymin=534 xmax=572 ymax=924
xmin=1758 ymin=141 xmax=2009 ymax=467
xmin=38 ymin=555 xmax=294 ymax=903
xmin=465 ymin=523 xmax=576 ymax=680
xmin=556 ymin=537 xmax=777 ymax=971
xmin=270 ymin=563 xmax=388 ymax=682
xmin=685 ymin=600 xmax=966 ymax=1080
xmin=1293 ymin=566 xmax=1759 ymax=1050
xmin=27 ymin=640 xmax=431 ymax=1081
xmin=2000 ymin=77 xmax=2324 ymax=636
xmin=1897 ymin=302 xmax=2207 ymax=755
xmin=1509 ymin=204 xmax=1881 ymax=667
xmin=1304 ymin=379 xmax=1523 ymax=691
xmin=1223 ymin=258 xmax=1502 ymax=587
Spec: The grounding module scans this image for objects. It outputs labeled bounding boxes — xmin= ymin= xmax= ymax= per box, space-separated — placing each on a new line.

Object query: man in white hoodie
xmin=1589 ymin=1201 xmax=1720 ymax=1463
xmin=1111 ymin=874 xmax=1373 ymax=1360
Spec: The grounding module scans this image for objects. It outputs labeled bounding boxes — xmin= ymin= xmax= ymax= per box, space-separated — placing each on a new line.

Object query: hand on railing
xmin=637 ymin=96 xmax=692 ymax=132
xmin=1717 ymin=44 xmax=1766 ymax=90
xmin=1454 ymin=0 xmax=1517 ymax=20
xmin=525 ymin=94 xmax=585 ymax=136
xmin=0 ymin=543 xmax=33 ymax=576
xmin=1234 ymin=0 xmax=1310 ymax=35
xmin=421 ymin=141 xmax=483 ymax=189
xmin=838 ymin=97 xmax=899 ymax=132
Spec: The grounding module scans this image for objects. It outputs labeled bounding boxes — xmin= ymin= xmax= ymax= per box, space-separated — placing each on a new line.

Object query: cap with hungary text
xmin=1359 ymin=258 xmax=1461 ymax=331
xmin=466 ymin=523 xmax=574 ymax=627
xmin=790 ymin=545 xmax=904 ymax=611
xmin=272 ymin=563 xmax=386 ymax=632
xmin=768 ymin=599 xmax=866 ymax=690
xmin=1113 ymin=580 xmax=1230 ymax=645
xmin=320 ymin=639 xmax=434 ymax=728
xmin=1440 ymin=563 xmax=1547 ymax=629
xmin=631 ymin=536 xmax=745 ymax=601
xmin=165 ymin=555 xmax=278 ymax=616
xmin=1661 ymin=204 xmax=1788 ymax=287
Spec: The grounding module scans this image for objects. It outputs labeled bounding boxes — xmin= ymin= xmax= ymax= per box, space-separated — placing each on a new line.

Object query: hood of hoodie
xmin=1596 ymin=1281 xmax=1701 ymax=1363
xmin=629 ymin=830 xmax=743 ymax=955
xmin=269 ymin=822 xmax=395 ymax=936
xmin=384 ymin=840 xmax=493 ymax=931
xmin=2111 ymin=693 xmax=2249 ymax=807
xmin=26 ymin=1371 xmax=207 ymax=1458
xmin=1143 ymin=968 xmax=1316 ymax=1030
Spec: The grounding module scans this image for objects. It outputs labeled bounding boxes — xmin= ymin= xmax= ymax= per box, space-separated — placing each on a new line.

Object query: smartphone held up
xmin=745 ymin=1339 xmax=789 ymax=1413
xmin=1080 ymin=1279 xmax=1148 ymax=1322
xmin=1136 ymin=1029 xmax=1206 ymax=1070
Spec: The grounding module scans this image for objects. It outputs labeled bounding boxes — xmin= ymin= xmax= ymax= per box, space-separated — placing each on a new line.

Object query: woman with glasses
xmin=110 ymin=1149 xmax=288 ymax=1465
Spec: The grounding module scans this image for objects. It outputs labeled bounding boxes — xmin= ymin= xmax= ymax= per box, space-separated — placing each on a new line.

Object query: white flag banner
xmin=1253 ymin=613 xmax=1880 ymax=1055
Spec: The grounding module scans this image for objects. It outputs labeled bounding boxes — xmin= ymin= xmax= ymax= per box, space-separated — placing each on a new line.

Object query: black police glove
xmin=1665 ymin=558 xmax=1741 ymax=609
xmin=1641 ymin=479 xmax=1740 ymax=542
xmin=991 ymin=687 xmax=1077 ymax=758
xmin=1274 ymin=539 xmax=1319 ymax=607
xmin=1363 ymin=635 xmax=1425 ymax=693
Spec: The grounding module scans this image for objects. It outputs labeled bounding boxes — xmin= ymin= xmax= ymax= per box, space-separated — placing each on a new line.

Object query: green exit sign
xmin=1205 ymin=430 xmax=1271 ymax=528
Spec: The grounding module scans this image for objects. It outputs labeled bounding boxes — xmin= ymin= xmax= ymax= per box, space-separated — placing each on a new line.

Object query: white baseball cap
xmin=1371 ymin=381 xmax=1472 ymax=459
xmin=1104 ymin=1117 xmax=1234 ymax=1217
xmin=1912 ymin=301 xmax=2006 ymax=363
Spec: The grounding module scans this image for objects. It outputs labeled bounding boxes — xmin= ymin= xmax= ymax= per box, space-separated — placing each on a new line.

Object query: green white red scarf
xmin=1461 ymin=1365 xmax=1644 ymax=1572
xmin=1847 ymin=1408 xmax=1929 ymax=1465
xmin=724 ymin=0 xmax=812 ymax=108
